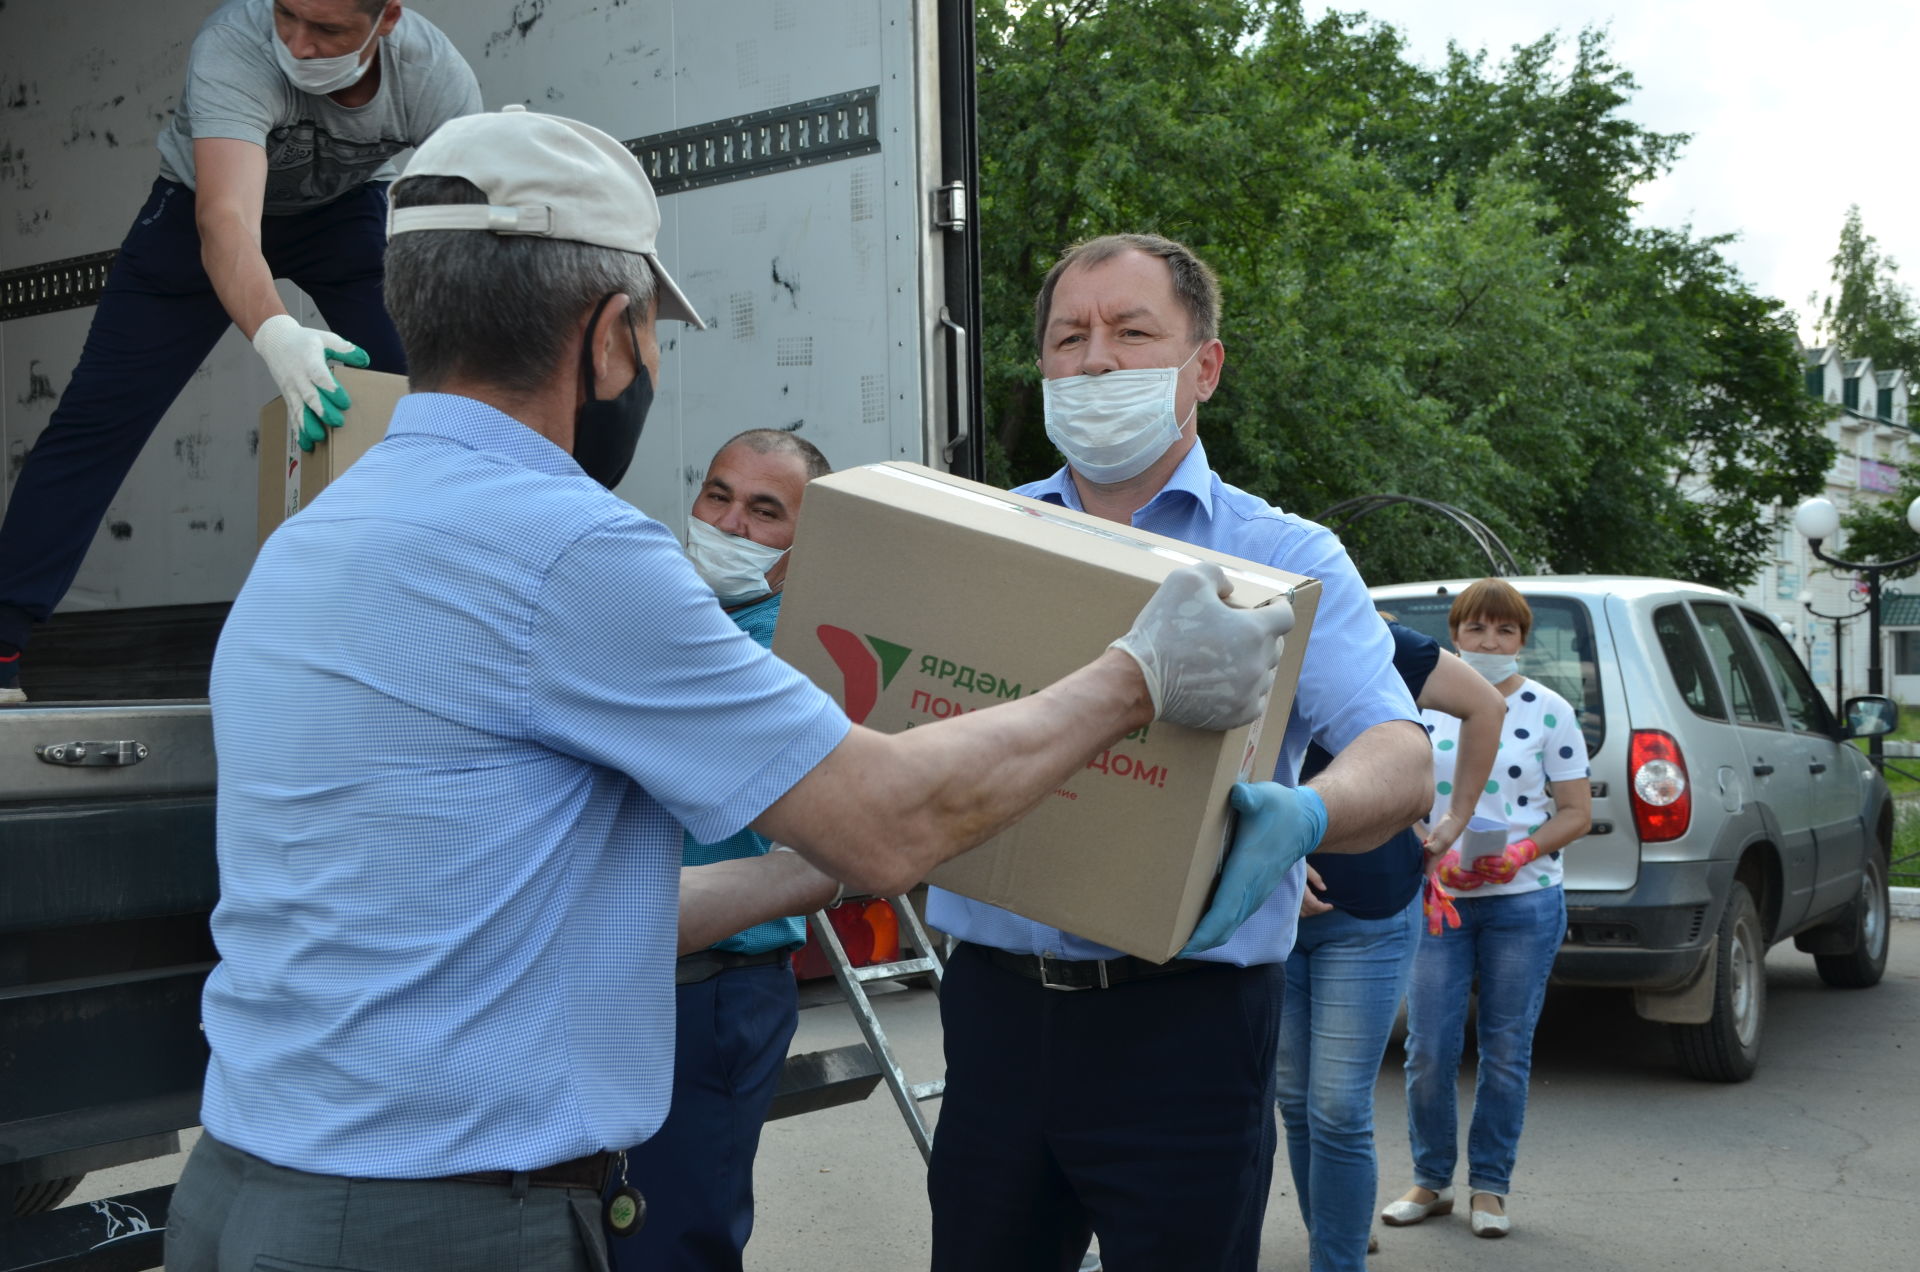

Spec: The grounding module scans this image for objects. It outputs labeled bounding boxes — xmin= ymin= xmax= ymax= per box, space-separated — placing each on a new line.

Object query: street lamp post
xmin=1799 ymin=589 xmax=1869 ymax=711
xmin=1792 ymin=495 xmax=1920 ymax=768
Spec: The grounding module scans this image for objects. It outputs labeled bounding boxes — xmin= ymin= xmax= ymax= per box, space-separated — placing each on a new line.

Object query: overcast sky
xmin=1321 ymin=1 xmax=1917 ymax=342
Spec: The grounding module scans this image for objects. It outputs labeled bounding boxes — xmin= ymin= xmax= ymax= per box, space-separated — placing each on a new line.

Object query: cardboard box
xmin=771 ymin=462 xmax=1320 ymax=962
xmin=257 ymin=368 xmax=409 ymax=545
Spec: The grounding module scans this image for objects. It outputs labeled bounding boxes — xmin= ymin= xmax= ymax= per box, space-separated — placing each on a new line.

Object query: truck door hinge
xmin=932 ymin=181 xmax=967 ymax=232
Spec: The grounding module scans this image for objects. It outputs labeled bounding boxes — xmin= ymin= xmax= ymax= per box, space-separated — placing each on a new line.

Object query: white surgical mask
xmin=272 ymin=7 xmax=382 ymax=96
xmin=685 ymin=516 xmax=787 ymax=605
xmin=1042 ymin=344 xmax=1202 ymax=484
xmin=1459 ymin=649 xmax=1520 ymax=686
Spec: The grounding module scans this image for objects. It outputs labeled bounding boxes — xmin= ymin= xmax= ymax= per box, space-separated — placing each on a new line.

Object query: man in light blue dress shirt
xmin=165 ymin=112 xmax=1302 ymax=1272
xmin=925 ymin=234 xmax=1434 ymax=1272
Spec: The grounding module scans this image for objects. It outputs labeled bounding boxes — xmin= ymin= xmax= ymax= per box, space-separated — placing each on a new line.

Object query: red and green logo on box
xmin=816 ymin=626 xmax=913 ymax=724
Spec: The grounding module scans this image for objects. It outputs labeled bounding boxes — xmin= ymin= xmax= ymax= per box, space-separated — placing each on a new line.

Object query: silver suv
xmin=1369 ymin=576 xmax=1896 ymax=1081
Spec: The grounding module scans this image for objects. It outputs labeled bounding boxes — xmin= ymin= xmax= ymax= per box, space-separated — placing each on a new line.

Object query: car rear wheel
xmin=1814 ymin=851 xmax=1891 ymax=989
xmin=1670 ymin=881 xmax=1764 ymax=1082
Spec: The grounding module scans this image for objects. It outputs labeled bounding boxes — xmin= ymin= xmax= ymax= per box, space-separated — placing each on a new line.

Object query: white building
xmin=1746 ymin=345 xmax=1915 ymax=706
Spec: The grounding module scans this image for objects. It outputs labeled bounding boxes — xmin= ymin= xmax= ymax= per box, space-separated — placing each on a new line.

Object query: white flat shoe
xmin=1380 ymin=1187 xmax=1453 ymax=1226
xmin=1470 ymin=1192 xmax=1510 ymax=1238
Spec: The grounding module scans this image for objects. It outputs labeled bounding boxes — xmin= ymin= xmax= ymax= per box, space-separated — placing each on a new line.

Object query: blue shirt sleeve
xmin=1272 ymin=526 xmax=1419 ymax=766
xmin=525 ymin=515 xmax=849 ymax=845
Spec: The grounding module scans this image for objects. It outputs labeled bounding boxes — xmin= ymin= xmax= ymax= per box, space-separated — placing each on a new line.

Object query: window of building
xmin=1896 ymin=631 xmax=1920 ymax=676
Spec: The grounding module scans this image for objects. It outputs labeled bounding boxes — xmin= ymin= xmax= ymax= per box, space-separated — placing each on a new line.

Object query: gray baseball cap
xmin=388 ymin=104 xmax=705 ymax=328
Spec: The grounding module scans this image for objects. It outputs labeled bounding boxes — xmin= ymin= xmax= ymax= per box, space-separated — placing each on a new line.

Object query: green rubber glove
xmin=252 ymin=314 xmax=370 ymax=453
xmin=297 ymin=369 xmax=359 ymax=452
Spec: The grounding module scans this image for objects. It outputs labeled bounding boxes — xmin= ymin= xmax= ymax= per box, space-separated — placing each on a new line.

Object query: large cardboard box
xmin=772 ymin=463 xmax=1320 ymax=962
xmin=256 ymin=368 xmax=408 ymax=545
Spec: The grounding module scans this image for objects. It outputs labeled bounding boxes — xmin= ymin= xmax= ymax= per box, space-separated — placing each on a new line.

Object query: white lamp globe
xmin=1794 ymin=497 xmax=1841 ymax=542
xmin=1906 ymin=494 xmax=1920 ymax=535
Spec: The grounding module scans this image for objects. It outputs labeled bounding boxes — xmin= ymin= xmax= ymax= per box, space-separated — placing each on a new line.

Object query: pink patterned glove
xmin=1471 ymin=838 xmax=1541 ymax=885
xmin=1423 ymin=874 xmax=1461 ymax=936
xmin=1434 ymin=849 xmax=1486 ymax=892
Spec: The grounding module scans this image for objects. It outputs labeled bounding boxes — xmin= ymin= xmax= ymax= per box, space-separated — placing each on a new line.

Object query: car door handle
xmin=1752 ymin=763 xmax=1774 ymax=777
xmin=1809 ymin=761 xmax=1827 ymax=774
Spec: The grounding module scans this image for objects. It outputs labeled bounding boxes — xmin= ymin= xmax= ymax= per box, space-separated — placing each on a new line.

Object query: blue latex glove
xmin=1181 ymin=781 xmax=1329 ymax=956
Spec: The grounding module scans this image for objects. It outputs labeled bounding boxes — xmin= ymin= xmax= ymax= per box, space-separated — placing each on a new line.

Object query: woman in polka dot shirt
xmin=1381 ymin=578 xmax=1592 ymax=1240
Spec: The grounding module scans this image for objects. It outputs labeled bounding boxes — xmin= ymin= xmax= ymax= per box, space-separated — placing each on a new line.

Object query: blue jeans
xmin=1403 ymin=885 xmax=1565 ymax=1197
xmin=1275 ymin=897 xmax=1421 ymax=1272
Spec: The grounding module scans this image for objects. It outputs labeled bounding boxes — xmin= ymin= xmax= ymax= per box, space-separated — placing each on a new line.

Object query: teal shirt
xmin=683 ymin=591 xmax=806 ymax=954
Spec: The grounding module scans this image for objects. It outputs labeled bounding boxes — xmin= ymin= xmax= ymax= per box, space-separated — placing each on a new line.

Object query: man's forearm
xmin=1308 ymin=719 xmax=1433 ymax=854
xmin=754 ymin=648 xmax=1155 ymax=896
xmin=678 ymin=851 xmax=841 ymax=955
xmin=198 ymin=209 xmax=287 ymax=339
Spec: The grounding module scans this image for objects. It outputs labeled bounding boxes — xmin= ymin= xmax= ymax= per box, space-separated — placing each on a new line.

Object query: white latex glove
xmin=252 ymin=314 xmax=370 ymax=452
xmin=1110 ymin=562 xmax=1295 ymax=730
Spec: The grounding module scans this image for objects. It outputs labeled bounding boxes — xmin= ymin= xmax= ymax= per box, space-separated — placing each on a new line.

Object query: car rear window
xmin=1376 ymin=592 xmax=1604 ymax=757
xmin=1654 ymin=603 xmax=1728 ymax=721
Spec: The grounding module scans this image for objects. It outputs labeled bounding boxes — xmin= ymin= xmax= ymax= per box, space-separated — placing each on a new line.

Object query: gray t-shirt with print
xmin=155 ymin=0 xmax=481 ymax=216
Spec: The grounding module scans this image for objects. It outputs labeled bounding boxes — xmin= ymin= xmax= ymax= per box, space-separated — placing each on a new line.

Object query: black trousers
xmin=928 ymin=941 xmax=1285 ymax=1272
xmin=610 ymin=960 xmax=798 ymax=1272
xmin=0 ymin=177 xmax=405 ymax=650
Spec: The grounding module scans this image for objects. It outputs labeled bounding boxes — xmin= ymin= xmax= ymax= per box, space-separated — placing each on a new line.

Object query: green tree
xmin=973 ymin=1 xmax=1831 ymax=589
xmin=1817 ymin=206 xmax=1920 ymax=376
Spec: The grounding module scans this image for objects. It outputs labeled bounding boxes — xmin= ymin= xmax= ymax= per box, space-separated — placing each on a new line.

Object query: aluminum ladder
xmin=807 ymin=893 xmax=947 ymax=1162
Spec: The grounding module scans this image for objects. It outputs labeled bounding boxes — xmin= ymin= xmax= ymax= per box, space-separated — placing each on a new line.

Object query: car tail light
xmin=1629 ymin=729 xmax=1690 ymax=842
xmin=791 ymin=897 xmax=903 ymax=980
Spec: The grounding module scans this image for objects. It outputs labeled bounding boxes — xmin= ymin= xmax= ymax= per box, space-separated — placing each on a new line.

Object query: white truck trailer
xmin=0 ymin=2 xmax=981 ymax=1262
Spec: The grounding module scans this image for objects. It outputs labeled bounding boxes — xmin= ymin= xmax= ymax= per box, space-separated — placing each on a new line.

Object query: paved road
xmin=76 ymin=922 xmax=1920 ymax=1270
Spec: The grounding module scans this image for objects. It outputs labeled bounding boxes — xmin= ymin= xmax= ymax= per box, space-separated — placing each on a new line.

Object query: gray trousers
xmin=164 ymin=1133 xmax=611 ymax=1272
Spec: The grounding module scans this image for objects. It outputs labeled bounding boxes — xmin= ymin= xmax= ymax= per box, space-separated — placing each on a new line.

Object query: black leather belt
xmin=450 ymin=1150 xmax=613 ymax=1191
xmin=969 ymin=941 xmax=1217 ymax=991
xmin=675 ymin=947 xmax=790 ymax=986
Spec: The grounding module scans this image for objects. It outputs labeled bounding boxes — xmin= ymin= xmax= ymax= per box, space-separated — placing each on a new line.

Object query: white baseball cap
xmin=388 ymin=104 xmax=705 ymax=328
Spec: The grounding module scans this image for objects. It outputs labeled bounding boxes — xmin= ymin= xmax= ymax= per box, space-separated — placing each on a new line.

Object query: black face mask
xmin=573 ymin=293 xmax=653 ymax=490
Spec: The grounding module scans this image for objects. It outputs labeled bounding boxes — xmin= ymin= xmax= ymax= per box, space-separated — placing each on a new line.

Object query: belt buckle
xmin=1037 ymin=952 xmax=1106 ymax=991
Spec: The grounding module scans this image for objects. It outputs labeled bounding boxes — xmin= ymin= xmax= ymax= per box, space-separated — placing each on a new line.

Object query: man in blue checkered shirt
xmin=165 ymin=108 xmax=1304 ymax=1272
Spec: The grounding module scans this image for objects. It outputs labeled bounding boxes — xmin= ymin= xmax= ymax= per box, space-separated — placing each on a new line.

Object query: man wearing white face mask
xmin=610 ymin=428 xmax=838 ymax=1272
xmin=0 ymin=0 xmax=477 ymax=703
xmin=925 ymin=234 xmax=1434 ymax=1272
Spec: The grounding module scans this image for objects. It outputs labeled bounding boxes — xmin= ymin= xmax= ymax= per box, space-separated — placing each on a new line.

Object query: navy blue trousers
xmin=608 ymin=960 xmax=798 ymax=1272
xmin=0 ymin=177 xmax=404 ymax=650
xmin=928 ymin=942 xmax=1285 ymax=1272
